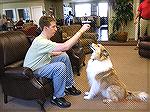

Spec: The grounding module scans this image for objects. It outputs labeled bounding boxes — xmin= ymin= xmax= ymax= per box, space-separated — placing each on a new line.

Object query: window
xmin=98 ymin=3 xmax=108 ymax=17
xmin=3 ymin=9 xmax=17 ymax=21
xmin=16 ymin=8 xmax=30 ymax=21
xmin=5 ymin=10 xmax=13 ymax=18
xmin=75 ymin=3 xmax=91 ymax=17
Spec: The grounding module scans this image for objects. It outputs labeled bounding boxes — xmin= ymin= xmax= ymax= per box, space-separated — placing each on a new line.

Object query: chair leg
xmin=83 ymin=61 xmax=85 ymax=66
xmin=76 ymin=66 xmax=80 ymax=76
xmin=4 ymin=94 xmax=8 ymax=104
xmin=37 ymin=100 xmax=46 ymax=112
xmin=77 ymin=72 xmax=80 ymax=76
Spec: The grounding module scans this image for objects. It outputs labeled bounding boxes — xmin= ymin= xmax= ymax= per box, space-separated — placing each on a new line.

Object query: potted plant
xmin=112 ymin=0 xmax=134 ymax=42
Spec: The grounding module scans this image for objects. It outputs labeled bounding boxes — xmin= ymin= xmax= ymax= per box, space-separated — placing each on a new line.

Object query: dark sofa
xmin=0 ymin=31 xmax=53 ymax=112
xmin=138 ymin=36 xmax=150 ymax=58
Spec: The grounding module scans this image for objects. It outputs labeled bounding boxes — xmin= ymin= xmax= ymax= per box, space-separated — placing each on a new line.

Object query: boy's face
xmin=46 ymin=21 xmax=57 ymax=38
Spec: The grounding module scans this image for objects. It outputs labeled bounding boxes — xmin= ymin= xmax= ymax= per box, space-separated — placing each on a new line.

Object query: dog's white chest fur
xmin=86 ymin=58 xmax=113 ymax=77
xmin=84 ymin=58 xmax=113 ymax=100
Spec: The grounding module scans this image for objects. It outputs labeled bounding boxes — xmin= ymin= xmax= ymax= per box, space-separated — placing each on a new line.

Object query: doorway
xmin=31 ymin=6 xmax=43 ymax=26
xmin=97 ymin=2 xmax=108 ymax=42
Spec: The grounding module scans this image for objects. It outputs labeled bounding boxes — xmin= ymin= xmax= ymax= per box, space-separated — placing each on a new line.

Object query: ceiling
xmin=0 ymin=0 xmax=42 ymax=3
xmin=0 ymin=0 xmax=99 ymax=4
xmin=64 ymin=0 xmax=96 ymax=2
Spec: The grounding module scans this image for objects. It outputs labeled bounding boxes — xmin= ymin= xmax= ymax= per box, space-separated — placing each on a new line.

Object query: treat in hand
xmin=80 ymin=24 xmax=90 ymax=33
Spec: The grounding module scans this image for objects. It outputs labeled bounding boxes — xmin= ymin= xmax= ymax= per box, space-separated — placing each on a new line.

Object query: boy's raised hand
xmin=79 ymin=24 xmax=91 ymax=33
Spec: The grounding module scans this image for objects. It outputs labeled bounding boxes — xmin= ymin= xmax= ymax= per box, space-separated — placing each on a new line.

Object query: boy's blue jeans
xmin=33 ymin=52 xmax=74 ymax=98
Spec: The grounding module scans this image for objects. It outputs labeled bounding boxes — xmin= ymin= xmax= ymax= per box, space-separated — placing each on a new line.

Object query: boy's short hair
xmin=39 ymin=16 xmax=56 ymax=30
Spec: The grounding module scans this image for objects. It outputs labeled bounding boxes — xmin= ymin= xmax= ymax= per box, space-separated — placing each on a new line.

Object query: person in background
xmin=0 ymin=14 xmax=2 ymax=31
xmin=134 ymin=0 xmax=150 ymax=49
xmin=0 ymin=14 xmax=7 ymax=31
xmin=7 ymin=17 xmax=14 ymax=31
xmin=23 ymin=16 xmax=90 ymax=108
xmin=65 ymin=11 xmax=74 ymax=25
xmin=15 ymin=18 xmax=24 ymax=29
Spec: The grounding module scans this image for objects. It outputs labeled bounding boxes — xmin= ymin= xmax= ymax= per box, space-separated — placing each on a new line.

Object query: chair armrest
xmin=67 ymin=41 xmax=84 ymax=59
xmin=26 ymin=36 xmax=35 ymax=44
xmin=4 ymin=67 xmax=45 ymax=89
xmin=71 ymin=49 xmax=80 ymax=59
xmin=139 ymin=36 xmax=150 ymax=42
xmin=4 ymin=67 xmax=34 ymax=80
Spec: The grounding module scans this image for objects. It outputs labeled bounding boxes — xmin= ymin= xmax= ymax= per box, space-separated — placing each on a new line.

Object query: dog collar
xmin=92 ymin=59 xmax=95 ymax=61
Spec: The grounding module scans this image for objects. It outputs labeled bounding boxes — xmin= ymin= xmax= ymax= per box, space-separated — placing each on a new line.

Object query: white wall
xmin=108 ymin=0 xmax=140 ymax=40
xmin=1 ymin=0 xmax=45 ymax=22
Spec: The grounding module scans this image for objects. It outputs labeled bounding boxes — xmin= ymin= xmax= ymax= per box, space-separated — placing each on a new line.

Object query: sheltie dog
xmin=84 ymin=43 xmax=149 ymax=103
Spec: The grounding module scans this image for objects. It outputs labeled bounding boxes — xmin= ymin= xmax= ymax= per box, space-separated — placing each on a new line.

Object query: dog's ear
xmin=102 ymin=50 xmax=109 ymax=57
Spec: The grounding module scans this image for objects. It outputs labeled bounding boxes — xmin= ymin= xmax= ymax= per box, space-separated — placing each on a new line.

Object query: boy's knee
xmin=54 ymin=62 xmax=67 ymax=78
xmin=62 ymin=52 xmax=69 ymax=57
xmin=60 ymin=52 xmax=70 ymax=60
xmin=56 ymin=62 xmax=66 ymax=71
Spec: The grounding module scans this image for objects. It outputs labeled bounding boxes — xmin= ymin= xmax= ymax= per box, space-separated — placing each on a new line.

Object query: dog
xmin=84 ymin=43 xmax=149 ymax=103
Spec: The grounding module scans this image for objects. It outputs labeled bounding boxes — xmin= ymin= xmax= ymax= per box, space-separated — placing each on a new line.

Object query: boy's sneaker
xmin=51 ymin=97 xmax=71 ymax=108
xmin=65 ymin=86 xmax=81 ymax=96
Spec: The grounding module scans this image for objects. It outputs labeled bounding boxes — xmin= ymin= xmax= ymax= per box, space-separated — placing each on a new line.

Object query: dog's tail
xmin=126 ymin=91 xmax=149 ymax=102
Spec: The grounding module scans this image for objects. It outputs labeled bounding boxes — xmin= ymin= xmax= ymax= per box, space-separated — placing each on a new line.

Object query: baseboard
xmin=99 ymin=40 xmax=137 ymax=46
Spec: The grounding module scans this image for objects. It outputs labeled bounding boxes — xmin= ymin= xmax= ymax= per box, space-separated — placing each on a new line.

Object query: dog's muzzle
xmin=101 ymin=50 xmax=109 ymax=57
xmin=100 ymin=50 xmax=109 ymax=58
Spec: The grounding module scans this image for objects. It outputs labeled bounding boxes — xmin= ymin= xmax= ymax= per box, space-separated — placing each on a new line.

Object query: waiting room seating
xmin=61 ymin=24 xmax=98 ymax=54
xmin=138 ymin=36 xmax=150 ymax=58
xmin=0 ymin=31 xmax=53 ymax=112
xmin=22 ymin=25 xmax=38 ymax=38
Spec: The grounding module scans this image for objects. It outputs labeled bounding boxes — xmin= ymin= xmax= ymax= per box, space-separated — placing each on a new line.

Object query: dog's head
xmin=90 ymin=43 xmax=109 ymax=61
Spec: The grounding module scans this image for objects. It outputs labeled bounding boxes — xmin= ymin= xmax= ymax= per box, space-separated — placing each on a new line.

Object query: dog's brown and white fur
xmin=84 ymin=43 xmax=149 ymax=103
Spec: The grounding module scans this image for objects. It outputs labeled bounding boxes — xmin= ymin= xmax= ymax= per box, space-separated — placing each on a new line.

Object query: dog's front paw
xmin=84 ymin=92 xmax=89 ymax=96
xmin=138 ymin=92 xmax=149 ymax=102
xmin=102 ymin=99 xmax=113 ymax=103
xmin=84 ymin=95 xmax=92 ymax=100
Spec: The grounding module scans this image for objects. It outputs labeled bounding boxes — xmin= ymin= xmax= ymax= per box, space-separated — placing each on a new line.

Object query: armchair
xmin=138 ymin=36 xmax=150 ymax=58
xmin=0 ymin=31 xmax=53 ymax=112
xmin=22 ymin=25 xmax=38 ymax=37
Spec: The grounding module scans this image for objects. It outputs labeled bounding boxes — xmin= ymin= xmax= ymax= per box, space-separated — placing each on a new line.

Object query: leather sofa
xmin=22 ymin=25 xmax=38 ymax=38
xmin=61 ymin=24 xmax=98 ymax=54
xmin=138 ymin=36 xmax=150 ymax=58
xmin=0 ymin=31 xmax=53 ymax=112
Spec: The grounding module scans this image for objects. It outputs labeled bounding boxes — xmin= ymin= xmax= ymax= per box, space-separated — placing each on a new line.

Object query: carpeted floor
xmin=0 ymin=46 xmax=150 ymax=112
xmin=101 ymin=40 xmax=137 ymax=46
